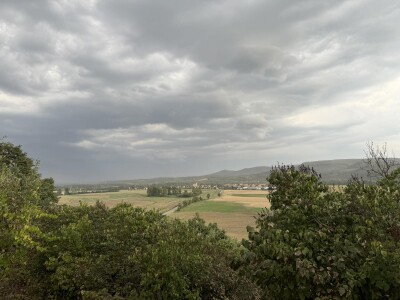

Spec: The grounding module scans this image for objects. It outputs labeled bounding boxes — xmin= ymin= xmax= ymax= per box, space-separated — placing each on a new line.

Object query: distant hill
xmin=302 ymin=159 xmax=369 ymax=184
xmin=67 ymin=158 xmax=399 ymax=188
xmin=105 ymin=166 xmax=272 ymax=186
xmin=105 ymin=159 xmax=384 ymax=186
xmin=208 ymin=166 xmax=271 ymax=178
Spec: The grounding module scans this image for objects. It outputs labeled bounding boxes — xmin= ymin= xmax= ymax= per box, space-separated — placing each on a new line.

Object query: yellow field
xmin=59 ymin=189 xmax=270 ymax=240
xmin=216 ymin=189 xmax=270 ymax=207
xmin=59 ymin=189 xmax=184 ymax=213
xmin=173 ymin=190 xmax=270 ymax=240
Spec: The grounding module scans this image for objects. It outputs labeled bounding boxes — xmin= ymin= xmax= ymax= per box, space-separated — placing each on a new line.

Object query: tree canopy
xmin=37 ymin=203 xmax=259 ymax=299
xmin=0 ymin=142 xmax=259 ymax=299
xmin=241 ymin=165 xmax=400 ymax=299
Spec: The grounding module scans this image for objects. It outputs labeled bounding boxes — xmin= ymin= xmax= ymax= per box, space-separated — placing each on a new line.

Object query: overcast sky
xmin=1 ymin=0 xmax=400 ymax=184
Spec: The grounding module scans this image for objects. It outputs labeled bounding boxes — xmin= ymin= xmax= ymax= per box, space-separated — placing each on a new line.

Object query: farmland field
xmin=230 ymin=193 xmax=267 ymax=198
xmin=59 ymin=189 xmax=187 ymax=213
xmin=59 ymin=189 xmax=270 ymax=239
xmin=173 ymin=190 xmax=270 ymax=240
xmin=180 ymin=201 xmax=260 ymax=214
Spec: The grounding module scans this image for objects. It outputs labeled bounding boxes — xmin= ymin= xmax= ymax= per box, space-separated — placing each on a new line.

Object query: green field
xmin=173 ymin=190 xmax=269 ymax=240
xmin=180 ymin=200 xmax=261 ymax=214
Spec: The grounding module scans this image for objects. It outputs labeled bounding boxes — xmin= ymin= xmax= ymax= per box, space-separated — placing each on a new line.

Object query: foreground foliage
xmin=4 ymin=140 xmax=400 ymax=299
xmin=38 ymin=204 xmax=259 ymax=299
xmin=0 ymin=142 xmax=259 ymax=299
xmin=1 ymin=141 xmax=57 ymax=296
xmin=241 ymin=165 xmax=400 ymax=299
xmin=1 ymin=201 xmax=259 ymax=299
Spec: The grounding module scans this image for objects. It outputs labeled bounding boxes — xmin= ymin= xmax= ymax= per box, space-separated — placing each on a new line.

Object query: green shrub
xmin=40 ymin=203 xmax=260 ymax=299
xmin=241 ymin=165 xmax=400 ymax=299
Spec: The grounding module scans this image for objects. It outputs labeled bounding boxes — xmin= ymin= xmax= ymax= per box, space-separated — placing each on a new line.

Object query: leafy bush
xmin=241 ymin=165 xmax=400 ymax=299
xmin=39 ymin=203 xmax=259 ymax=299
xmin=0 ymin=141 xmax=56 ymax=298
xmin=0 ymin=142 xmax=260 ymax=299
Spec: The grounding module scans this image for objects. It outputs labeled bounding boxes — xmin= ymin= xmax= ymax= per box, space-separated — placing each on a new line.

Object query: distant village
xmin=57 ymin=182 xmax=273 ymax=195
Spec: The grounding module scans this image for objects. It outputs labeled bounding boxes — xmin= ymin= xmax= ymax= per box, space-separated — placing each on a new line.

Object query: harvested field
xmin=59 ymin=189 xmax=185 ymax=213
xmin=60 ymin=189 xmax=271 ymax=239
xmin=173 ymin=190 xmax=270 ymax=240
xmin=174 ymin=211 xmax=260 ymax=240
xmin=215 ymin=189 xmax=270 ymax=208
xmin=230 ymin=193 xmax=267 ymax=197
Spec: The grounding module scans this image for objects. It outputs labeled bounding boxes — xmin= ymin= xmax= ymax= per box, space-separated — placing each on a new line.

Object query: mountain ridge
xmin=62 ymin=158 xmax=400 ymax=187
xmin=102 ymin=158 xmax=380 ymax=186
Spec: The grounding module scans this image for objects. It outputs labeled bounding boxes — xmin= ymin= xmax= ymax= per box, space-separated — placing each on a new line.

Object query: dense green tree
xmin=0 ymin=139 xmax=260 ymax=299
xmin=192 ymin=187 xmax=202 ymax=196
xmin=181 ymin=189 xmax=192 ymax=198
xmin=147 ymin=185 xmax=183 ymax=197
xmin=241 ymin=165 xmax=400 ymax=299
xmin=37 ymin=203 xmax=260 ymax=299
xmin=146 ymin=185 xmax=167 ymax=197
xmin=0 ymin=141 xmax=35 ymax=177
xmin=0 ymin=166 xmax=43 ymax=267
xmin=172 ymin=186 xmax=181 ymax=195
xmin=0 ymin=141 xmax=58 ymax=209
xmin=0 ymin=143 xmax=52 ymax=298
xmin=64 ymin=187 xmax=70 ymax=195
xmin=38 ymin=177 xmax=58 ymax=208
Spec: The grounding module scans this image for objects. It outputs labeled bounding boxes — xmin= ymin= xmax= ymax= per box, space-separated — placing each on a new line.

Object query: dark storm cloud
xmin=1 ymin=0 xmax=400 ymax=183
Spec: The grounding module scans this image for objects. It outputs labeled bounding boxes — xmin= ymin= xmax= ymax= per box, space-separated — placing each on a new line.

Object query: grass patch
xmin=180 ymin=200 xmax=261 ymax=214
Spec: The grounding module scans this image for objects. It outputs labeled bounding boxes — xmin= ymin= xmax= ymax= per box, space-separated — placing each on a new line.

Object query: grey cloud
xmin=41 ymin=90 xmax=241 ymax=132
xmin=1 ymin=0 xmax=400 ymax=183
xmin=1 ymin=0 xmax=96 ymax=34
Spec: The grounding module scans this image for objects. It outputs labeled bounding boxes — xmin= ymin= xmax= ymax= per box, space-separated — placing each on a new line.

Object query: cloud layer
xmin=1 ymin=0 xmax=400 ymax=183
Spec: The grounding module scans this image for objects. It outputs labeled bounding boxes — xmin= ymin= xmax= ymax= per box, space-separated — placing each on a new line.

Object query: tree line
xmin=176 ymin=193 xmax=212 ymax=211
xmin=147 ymin=184 xmax=202 ymax=198
xmin=2 ymin=141 xmax=400 ymax=299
